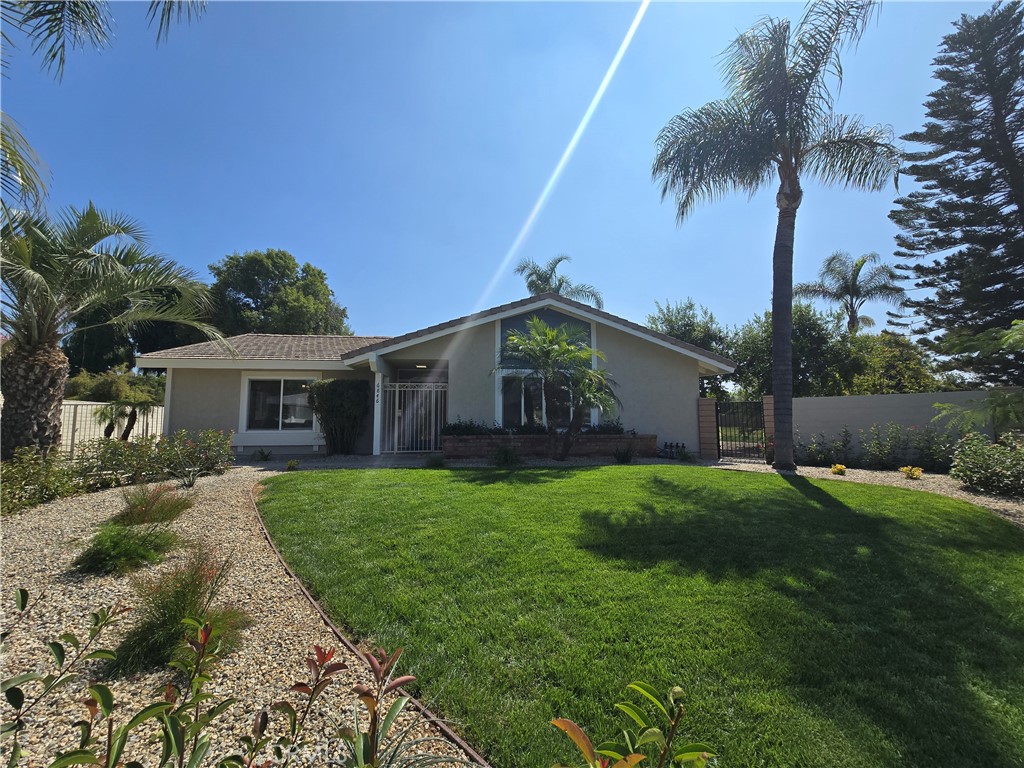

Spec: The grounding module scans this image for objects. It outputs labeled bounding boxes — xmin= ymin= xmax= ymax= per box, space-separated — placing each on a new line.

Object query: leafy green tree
xmin=890 ymin=1 xmax=1024 ymax=384
xmin=729 ymin=304 xmax=853 ymax=399
xmin=62 ymin=302 xmax=135 ymax=374
xmin=647 ymin=298 xmax=730 ymax=397
xmin=1 ymin=1 xmax=207 ymax=216
xmin=652 ymin=0 xmax=900 ymax=469
xmin=848 ymin=332 xmax=946 ymax=394
xmin=0 ymin=203 xmax=217 ymax=458
xmin=499 ymin=316 xmax=617 ymax=460
xmin=209 ymin=249 xmax=351 ymax=337
xmin=795 ymin=251 xmax=903 ymax=333
xmin=514 ymin=255 xmax=604 ymax=308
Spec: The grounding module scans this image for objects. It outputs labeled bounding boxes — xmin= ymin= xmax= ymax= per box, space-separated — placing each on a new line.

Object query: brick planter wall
xmin=441 ymin=433 xmax=657 ymax=459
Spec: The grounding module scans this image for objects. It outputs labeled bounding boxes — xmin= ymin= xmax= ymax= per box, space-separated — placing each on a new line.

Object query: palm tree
xmin=499 ymin=316 xmax=617 ymax=459
xmin=514 ymin=255 xmax=604 ymax=308
xmin=1 ymin=1 xmax=206 ymax=217
xmin=652 ymin=0 xmax=900 ymax=469
xmin=1 ymin=203 xmax=219 ymax=459
xmin=796 ymin=250 xmax=904 ymax=333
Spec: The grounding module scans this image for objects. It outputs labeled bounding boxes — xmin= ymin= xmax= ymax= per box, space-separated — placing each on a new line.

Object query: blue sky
xmin=4 ymin=1 xmax=983 ymax=337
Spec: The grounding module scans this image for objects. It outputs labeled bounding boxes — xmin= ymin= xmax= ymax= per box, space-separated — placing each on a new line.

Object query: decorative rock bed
xmin=0 ymin=466 xmax=477 ymax=766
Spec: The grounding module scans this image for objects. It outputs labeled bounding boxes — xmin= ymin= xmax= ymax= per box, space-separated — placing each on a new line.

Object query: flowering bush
xmin=950 ymin=432 xmax=1024 ymax=498
xmin=831 ymin=464 xmax=846 ymax=476
xmin=899 ymin=466 xmax=924 ymax=480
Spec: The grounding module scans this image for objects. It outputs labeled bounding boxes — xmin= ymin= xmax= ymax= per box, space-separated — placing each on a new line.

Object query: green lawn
xmin=258 ymin=466 xmax=1024 ymax=768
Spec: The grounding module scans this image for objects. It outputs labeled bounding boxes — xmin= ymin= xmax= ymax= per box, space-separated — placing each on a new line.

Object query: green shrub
xmin=307 ymin=379 xmax=370 ymax=454
xmin=157 ymin=429 xmax=234 ymax=488
xmin=493 ymin=445 xmax=521 ymax=467
xmin=441 ymin=417 xmax=501 ymax=436
xmin=950 ymin=432 xmax=1024 ymax=498
xmin=74 ymin=435 xmax=162 ymax=488
xmin=285 ymin=459 xmax=301 ymax=471
xmin=73 ymin=523 xmax=177 ymax=574
xmin=0 ymin=448 xmax=82 ymax=514
xmin=613 ymin=445 xmax=634 ymax=464
xmin=251 ymin=447 xmax=273 ymax=461
xmin=583 ymin=418 xmax=626 ymax=435
xmin=860 ymin=423 xmax=912 ymax=470
xmin=112 ymin=484 xmax=192 ymax=525
xmin=110 ymin=549 xmax=248 ymax=675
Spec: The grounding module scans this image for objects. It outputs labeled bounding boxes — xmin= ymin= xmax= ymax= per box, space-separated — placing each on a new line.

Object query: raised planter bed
xmin=441 ymin=433 xmax=657 ymax=459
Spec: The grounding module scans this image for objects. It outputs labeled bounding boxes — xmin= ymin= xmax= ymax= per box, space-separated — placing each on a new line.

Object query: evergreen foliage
xmin=647 ymin=298 xmax=730 ymax=397
xmin=208 ymin=249 xmax=352 ymax=337
xmin=890 ymin=1 xmax=1024 ymax=384
xmin=307 ymin=379 xmax=370 ymax=454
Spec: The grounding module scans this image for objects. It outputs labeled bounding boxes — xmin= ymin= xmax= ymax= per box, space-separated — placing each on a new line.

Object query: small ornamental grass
xmin=73 ymin=523 xmax=177 ymax=575
xmin=109 ymin=549 xmax=250 ymax=675
xmin=111 ymin=484 xmax=193 ymax=525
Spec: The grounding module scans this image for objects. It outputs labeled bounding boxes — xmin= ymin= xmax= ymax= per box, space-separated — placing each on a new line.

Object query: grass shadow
xmin=578 ymin=473 xmax=1024 ymax=767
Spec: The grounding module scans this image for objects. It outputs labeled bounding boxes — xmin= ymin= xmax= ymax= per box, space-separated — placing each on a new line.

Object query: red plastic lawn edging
xmin=248 ymin=481 xmax=491 ymax=767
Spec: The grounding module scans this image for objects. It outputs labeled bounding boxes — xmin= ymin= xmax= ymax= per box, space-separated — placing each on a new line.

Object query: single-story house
xmin=137 ymin=293 xmax=736 ymax=456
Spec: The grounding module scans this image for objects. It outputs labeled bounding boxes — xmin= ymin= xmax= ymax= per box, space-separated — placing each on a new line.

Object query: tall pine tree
xmin=890 ymin=1 xmax=1024 ymax=384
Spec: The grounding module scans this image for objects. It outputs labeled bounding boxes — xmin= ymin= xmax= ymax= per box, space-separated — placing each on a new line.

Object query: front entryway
xmin=381 ymin=382 xmax=448 ymax=452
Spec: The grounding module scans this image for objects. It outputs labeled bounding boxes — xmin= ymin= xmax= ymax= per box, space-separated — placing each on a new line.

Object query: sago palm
xmin=795 ymin=250 xmax=903 ymax=333
xmin=514 ymin=254 xmax=604 ymax=308
xmin=652 ymin=0 xmax=900 ymax=469
xmin=1 ymin=203 xmax=219 ymax=458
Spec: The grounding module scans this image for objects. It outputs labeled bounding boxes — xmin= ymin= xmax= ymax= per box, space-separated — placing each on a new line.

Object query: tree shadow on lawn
xmin=578 ymin=473 xmax=1024 ymax=767
xmin=447 ymin=466 xmax=602 ymax=486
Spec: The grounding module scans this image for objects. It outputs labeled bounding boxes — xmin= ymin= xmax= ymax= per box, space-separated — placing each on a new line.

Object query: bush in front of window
xmin=307 ymin=379 xmax=370 ymax=455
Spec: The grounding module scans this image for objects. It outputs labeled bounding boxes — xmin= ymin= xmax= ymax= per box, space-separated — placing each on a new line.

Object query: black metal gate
xmin=716 ymin=400 xmax=765 ymax=460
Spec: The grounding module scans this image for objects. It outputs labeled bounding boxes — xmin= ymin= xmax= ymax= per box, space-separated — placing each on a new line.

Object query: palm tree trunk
xmin=0 ymin=343 xmax=70 ymax=460
xmin=120 ymin=407 xmax=138 ymax=441
xmin=771 ymin=182 xmax=802 ymax=471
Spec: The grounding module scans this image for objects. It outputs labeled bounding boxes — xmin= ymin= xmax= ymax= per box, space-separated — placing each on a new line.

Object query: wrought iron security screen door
xmin=716 ymin=400 xmax=766 ymax=460
xmin=381 ymin=382 xmax=448 ymax=452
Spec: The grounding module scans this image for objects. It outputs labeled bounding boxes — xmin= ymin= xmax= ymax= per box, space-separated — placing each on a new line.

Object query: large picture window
xmin=500 ymin=375 xmax=573 ymax=429
xmin=246 ymin=379 xmax=314 ymax=431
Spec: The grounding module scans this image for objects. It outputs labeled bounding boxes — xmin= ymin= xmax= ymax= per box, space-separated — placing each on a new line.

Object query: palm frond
xmin=792 ymin=0 xmax=880 ymax=107
xmin=1 ymin=111 xmax=49 ymax=217
xmin=720 ymin=15 xmax=794 ymax=122
xmin=564 ymin=282 xmax=604 ymax=309
xmin=10 ymin=0 xmax=111 ymax=81
xmin=801 ymin=113 xmax=900 ymax=191
xmin=147 ymin=0 xmax=207 ymax=44
xmin=653 ymin=98 xmax=777 ymax=222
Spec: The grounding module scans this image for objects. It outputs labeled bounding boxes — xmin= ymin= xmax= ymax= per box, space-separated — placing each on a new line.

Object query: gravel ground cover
xmin=705 ymin=458 xmax=1024 ymax=528
xmin=1 ymin=466 xmax=472 ymax=766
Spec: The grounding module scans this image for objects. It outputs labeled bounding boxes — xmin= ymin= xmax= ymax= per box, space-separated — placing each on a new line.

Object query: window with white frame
xmin=246 ymin=379 xmax=314 ymax=431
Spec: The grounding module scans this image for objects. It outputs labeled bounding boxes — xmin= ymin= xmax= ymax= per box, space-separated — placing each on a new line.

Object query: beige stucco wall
xmin=595 ymin=325 xmax=701 ymax=449
xmin=382 ymin=323 xmax=497 ymax=424
xmin=168 ymin=368 xmax=241 ymax=435
xmin=793 ymin=390 xmax=995 ymax=443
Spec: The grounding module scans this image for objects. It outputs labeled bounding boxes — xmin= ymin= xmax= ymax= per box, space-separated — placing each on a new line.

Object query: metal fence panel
xmin=60 ymin=401 xmax=165 ymax=457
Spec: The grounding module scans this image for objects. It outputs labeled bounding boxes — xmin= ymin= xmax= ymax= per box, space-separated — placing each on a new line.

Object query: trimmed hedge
xmin=307 ymin=379 xmax=370 ymax=454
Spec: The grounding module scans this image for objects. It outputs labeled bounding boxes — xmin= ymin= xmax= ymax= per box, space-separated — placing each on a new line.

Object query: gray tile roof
xmin=136 ymin=294 xmax=735 ymax=372
xmin=341 ymin=293 xmax=737 ymax=370
xmin=137 ymin=333 xmax=389 ymax=361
